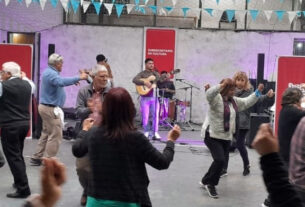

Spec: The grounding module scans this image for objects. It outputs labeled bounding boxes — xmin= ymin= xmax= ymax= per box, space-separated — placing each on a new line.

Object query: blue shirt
xmin=40 ymin=66 xmax=80 ymax=107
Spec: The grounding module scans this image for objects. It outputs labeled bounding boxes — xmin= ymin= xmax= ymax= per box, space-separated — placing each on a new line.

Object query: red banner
xmin=144 ymin=28 xmax=176 ymax=74
xmin=0 ymin=44 xmax=33 ymax=137
xmin=275 ymin=56 xmax=305 ymax=134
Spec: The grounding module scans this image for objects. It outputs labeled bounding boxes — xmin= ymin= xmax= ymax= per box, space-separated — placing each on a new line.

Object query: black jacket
xmin=72 ymin=127 xmax=175 ymax=207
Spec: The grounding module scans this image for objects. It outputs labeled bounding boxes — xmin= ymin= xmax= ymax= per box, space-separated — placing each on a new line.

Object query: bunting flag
xmin=93 ymin=2 xmax=102 ymax=14
xmin=104 ymin=3 xmax=113 ymax=15
xmin=40 ymin=0 xmax=47 ymax=10
xmin=139 ymin=5 xmax=145 ymax=14
xmin=226 ymin=10 xmax=235 ymax=22
xmin=275 ymin=10 xmax=285 ymax=21
xmin=25 ymin=0 xmax=31 ymax=7
xmin=204 ymin=8 xmax=214 ymax=16
xmin=60 ymin=0 xmax=69 ymax=13
xmin=71 ymin=0 xmax=80 ymax=13
xmin=159 ymin=7 xmax=167 ymax=16
xmin=143 ymin=0 xmax=148 ymax=4
xmin=182 ymin=7 xmax=190 ymax=17
xmin=246 ymin=0 xmax=251 ymax=3
xmin=134 ymin=0 xmax=139 ymax=4
xmin=115 ymin=4 xmax=124 ymax=17
xmin=249 ymin=10 xmax=259 ymax=21
xmin=264 ymin=10 xmax=273 ymax=21
xmin=126 ymin=4 xmax=134 ymax=14
xmin=50 ymin=0 xmax=58 ymax=8
xmin=171 ymin=0 xmax=177 ymax=6
xmin=17 ymin=0 xmax=22 ymax=4
xmin=80 ymin=0 xmax=83 ymax=5
xmin=300 ymin=0 xmax=303 ymax=5
xmin=82 ymin=1 xmax=90 ymax=13
xmin=4 ymin=0 xmax=10 ymax=6
xmin=99 ymin=0 xmax=103 ymax=3
xmin=302 ymin=11 xmax=305 ymax=17
xmin=164 ymin=6 xmax=173 ymax=13
xmin=216 ymin=0 xmax=219 ymax=4
xmin=297 ymin=11 xmax=302 ymax=17
xmin=280 ymin=0 xmax=284 ymax=2
xmin=148 ymin=5 xmax=157 ymax=14
xmin=287 ymin=11 xmax=297 ymax=24
xmin=234 ymin=10 xmax=246 ymax=22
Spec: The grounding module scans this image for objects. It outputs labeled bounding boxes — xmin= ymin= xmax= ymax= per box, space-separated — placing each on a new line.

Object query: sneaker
xmin=198 ymin=181 xmax=205 ymax=188
xmin=243 ymin=165 xmax=250 ymax=176
xmin=261 ymin=198 xmax=271 ymax=207
xmin=220 ymin=169 xmax=228 ymax=178
xmin=30 ymin=158 xmax=42 ymax=166
xmin=154 ymin=132 xmax=161 ymax=139
xmin=144 ymin=132 xmax=149 ymax=138
xmin=205 ymin=185 xmax=218 ymax=198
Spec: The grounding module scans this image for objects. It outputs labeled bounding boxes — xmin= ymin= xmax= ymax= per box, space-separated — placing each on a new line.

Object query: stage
xmin=0 ymin=130 xmax=268 ymax=207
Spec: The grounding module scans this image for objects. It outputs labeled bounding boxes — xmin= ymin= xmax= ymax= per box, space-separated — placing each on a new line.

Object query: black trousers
xmin=202 ymin=134 xmax=231 ymax=186
xmin=1 ymin=125 xmax=31 ymax=194
xmin=0 ymin=148 xmax=5 ymax=168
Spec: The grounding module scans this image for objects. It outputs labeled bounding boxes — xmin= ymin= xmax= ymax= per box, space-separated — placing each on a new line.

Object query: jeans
xmin=140 ymin=96 xmax=159 ymax=135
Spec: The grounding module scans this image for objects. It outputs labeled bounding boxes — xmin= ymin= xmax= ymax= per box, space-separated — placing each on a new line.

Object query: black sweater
xmin=72 ymin=127 xmax=175 ymax=207
xmin=260 ymin=153 xmax=304 ymax=207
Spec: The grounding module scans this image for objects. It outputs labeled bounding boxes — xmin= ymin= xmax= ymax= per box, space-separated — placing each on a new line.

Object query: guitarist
xmin=132 ymin=58 xmax=161 ymax=139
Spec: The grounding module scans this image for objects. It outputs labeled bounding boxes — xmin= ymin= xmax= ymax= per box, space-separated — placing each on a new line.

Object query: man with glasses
xmin=74 ymin=64 xmax=111 ymax=206
xmin=30 ymin=53 xmax=88 ymax=166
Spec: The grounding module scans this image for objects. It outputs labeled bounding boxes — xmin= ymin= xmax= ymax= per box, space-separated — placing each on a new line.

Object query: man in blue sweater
xmin=30 ymin=53 xmax=88 ymax=166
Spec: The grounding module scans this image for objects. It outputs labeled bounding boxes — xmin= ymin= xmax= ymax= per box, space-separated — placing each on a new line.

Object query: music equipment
xmin=48 ymin=44 xmax=55 ymax=57
xmin=246 ymin=113 xmax=270 ymax=148
xmin=135 ymin=75 xmax=156 ymax=95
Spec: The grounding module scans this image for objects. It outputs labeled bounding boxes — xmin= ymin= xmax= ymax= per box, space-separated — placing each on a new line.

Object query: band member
xmin=133 ymin=58 xmax=161 ymax=139
xmin=157 ymin=71 xmax=176 ymax=121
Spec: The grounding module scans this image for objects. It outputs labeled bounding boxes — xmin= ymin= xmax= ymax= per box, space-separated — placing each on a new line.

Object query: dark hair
xmin=161 ymin=71 xmax=167 ymax=75
xmin=96 ymin=54 xmax=106 ymax=63
xmin=219 ymin=78 xmax=236 ymax=96
xmin=101 ymin=87 xmax=136 ymax=139
xmin=145 ymin=58 xmax=154 ymax=64
xmin=281 ymin=87 xmax=303 ymax=106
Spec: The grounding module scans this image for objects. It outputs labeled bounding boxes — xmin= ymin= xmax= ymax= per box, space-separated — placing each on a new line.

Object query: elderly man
xmin=96 ymin=54 xmax=113 ymax=87
xmin=74 ymin=64 xmax=110 ymax=206
xmin=30 ymin=53 xmax=88 ymax=166
xmin=0 ymin=62 xmax=34 ymax=198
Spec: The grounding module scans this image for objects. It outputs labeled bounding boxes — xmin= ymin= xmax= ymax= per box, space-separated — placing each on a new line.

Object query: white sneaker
xmin=144 ymin=132 xmax=149 ymax=138
xmin=154 ymin=132 xmax=161 ymax=139
xmin=198 ymin=181 xmax=205 ymax=188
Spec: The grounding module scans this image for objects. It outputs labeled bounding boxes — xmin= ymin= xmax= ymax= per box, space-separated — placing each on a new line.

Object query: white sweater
xmin=203 ymin=84 xmax=259 ymax=141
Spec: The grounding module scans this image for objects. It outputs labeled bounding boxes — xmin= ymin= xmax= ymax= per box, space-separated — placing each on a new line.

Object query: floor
xmin=0 ymin=129 xmax=268 ymax=207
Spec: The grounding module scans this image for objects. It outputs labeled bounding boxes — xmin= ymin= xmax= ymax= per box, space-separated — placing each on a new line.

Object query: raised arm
xmin=206 ymin=84 xmax=221 ymax=103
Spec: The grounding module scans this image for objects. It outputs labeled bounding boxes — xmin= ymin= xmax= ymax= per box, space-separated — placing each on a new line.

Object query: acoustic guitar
xmin=135 ymin=69 xmax=181 ymax=96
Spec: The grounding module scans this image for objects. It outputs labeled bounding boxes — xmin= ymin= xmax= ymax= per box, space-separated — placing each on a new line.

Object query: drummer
xmin=157 ymin=71 xmax=176 ymax=120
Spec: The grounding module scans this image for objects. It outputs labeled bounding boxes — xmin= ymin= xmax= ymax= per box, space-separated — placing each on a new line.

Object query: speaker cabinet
xmin=247 ymin=113 xmax=270 ymax=147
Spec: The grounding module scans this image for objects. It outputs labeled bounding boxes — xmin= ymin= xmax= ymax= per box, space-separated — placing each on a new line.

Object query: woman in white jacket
xmin=200 ymin=78 xmax=264 ymax=199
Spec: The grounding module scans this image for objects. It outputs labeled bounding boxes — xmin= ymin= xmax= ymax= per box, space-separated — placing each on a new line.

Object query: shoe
xmin=30 ymin=158 xmax=42 ymax=166
xmin=220 ymin=169 xmax=228 ymax=178
xmin=261 ymin=198 xmax=271 ymax=207
xmin=205 ymin=185 xmax=218 ymax=198
xmin=243 ymin=165 xmax=250 ymax=176
xmin=144 ymin=132 xmax=149 ymax=138
xmin=7 ymin=191 xmax=30 ymax=198
xmin=198 ymin=181 xmax=205 ymax=188
xmin=154 ymin=132 xmax=161 ymax=139
xmin=80 ymin=194 xmax=87 ymax=206
xmin=12 ymin=183 xmax=16 ymax=189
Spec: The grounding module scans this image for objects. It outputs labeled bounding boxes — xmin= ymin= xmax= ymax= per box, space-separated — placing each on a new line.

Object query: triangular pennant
xmin=275 ymin=10 xmax=285 ymax=21
xmin=71 ymin=0 xmax=80 ymax=13
xmin=262 ymin=0 xmax=265 ymax=4
xmin=82 ymin=1 xmax=90 ymax=12
xmin=287 ymin=11 xmax=297 ymax=24
xmin=4 ymin=0 xmax=10 ymax=6
xmin=214 ymin=9 xmax=224 ymax=22
xmin=25 ymin=0 xmax=31 ymax=7
xmin=302 ymin=11 xmax=305 ymax=17
xmin=182 ymin=7 xmax=190 ymax=17
xmin=280 ymin=0 xmax=284 ymax=2
xmin=40 ymin=0 xmax=47 ymax=10
xmin=115 ymin=4 xmax=124 ymax=17
xmin=204 ymin=8 xmax=214 ymax=16
xmin=135 ymin=0 xmax=139 ymax=5
xmin=32 ymin=0 xmax=39 ymax=4
xmin=93 ymin=2 xmax=102 ymax=14
xmin=148 ymin=5 xmax=157 ymax=14
xmin=164 ymin=6 xmax=173 ymax=13
xmin=139 ymin=5 xmax=145 ymax=14
xmin=80 ymin=0 xmax=83 ymax=5
xmin=50 ymin=0 xmax=58 ymax=8
xmin=126 ymin=4 xmax=134 ymax=14
xmin=104 ymin=3 xmax=113 ymax=15
xmin=235 ymin=10 xmax=246 ymax=22
xmin=159 ymin=7 xmax=167 ymax=16
xmin=60 ymin=0 xmax=69 ymax=13
xmin=216 ymin=0 xmax=219 ymax=4
xmin=143 ymin=0 xmax=148 ymax=4
xmin=17 ymin=0 xmax=22 ymax=4
xmin=171 ymin=0 xmax=177 ymax=6
xmin=297 ymin=11 xmax=302 ymax=17
xmin=249 ymin=10 xmax=259 ymax=21
xmin=300 ymin=0 xmax=302 ymax=4
xmin=264 ymin=10 xmax=273 ymax=21
xmin=99 ymin=0 xmax=103 ymax=3
xmin=226 ymin=10 xmax=235 ymax=22
xmin=246 ymin=0 xmax=251 ymax=3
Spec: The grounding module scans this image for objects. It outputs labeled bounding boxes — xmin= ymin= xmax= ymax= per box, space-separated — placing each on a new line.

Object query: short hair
xmin=2 ymin=62 xmax=21 ymax=78
xmin=90 ymin=64 xmax=108 ymax=77
xmin=233 ymin=71 xmax=252 ymax=90
xmin=219 ymin=78 xmax=236 ymax=97
xmin=161 ymin=71 xmax=168 ymax=75
xmin=281 ymin=87 xmax=303 ymax=106
xmin=48 ymin=53 xmax=63 ymax=66
xmin=96 ymin=54 xmax=106 ymax=62
xmin=101 ymin=87 xmax=136 ymax=139
xmin=145 ymin=58 xmax=154 ymax=64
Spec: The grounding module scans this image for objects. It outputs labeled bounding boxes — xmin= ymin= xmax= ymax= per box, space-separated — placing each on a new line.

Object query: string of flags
xmin=2 ymin=0 xmax=305 ymax=23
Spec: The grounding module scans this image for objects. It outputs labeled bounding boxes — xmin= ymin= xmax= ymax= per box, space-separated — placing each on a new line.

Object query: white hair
xmin=48 ymin=53 xmax=64 ymax=66
xmin=2 ymin=62 xmax=21 ymax=78
xmin=90 ymin=64 xmax=108 ymax=77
